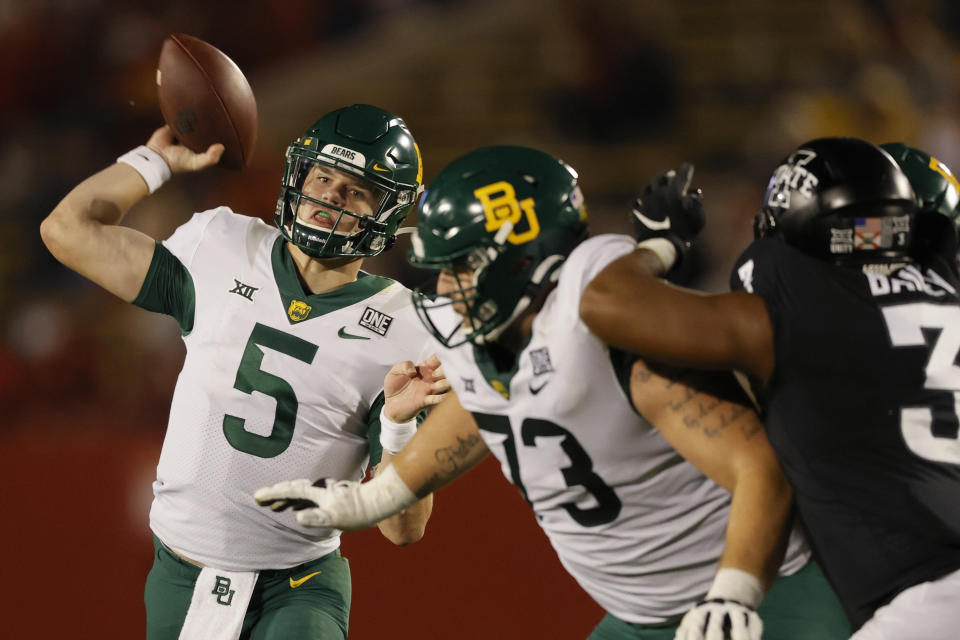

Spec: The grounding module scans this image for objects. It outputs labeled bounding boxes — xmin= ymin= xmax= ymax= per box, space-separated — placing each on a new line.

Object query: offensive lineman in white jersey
xmin=40 ymin=104 xmax=443 ymax=639
xmin=256 ymin=146 xmax=851 ymax=640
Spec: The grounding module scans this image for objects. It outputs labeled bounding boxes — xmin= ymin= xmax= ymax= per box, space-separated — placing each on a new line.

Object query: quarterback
xmin=40 ymin=105 xmax=442 ymax=639
xmin=256 ymin=146 xmax=850 ymax=639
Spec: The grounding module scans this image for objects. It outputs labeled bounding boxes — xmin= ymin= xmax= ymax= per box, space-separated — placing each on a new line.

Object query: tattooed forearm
xmin=631 ymin=360 xmax=763 ymax=441
xmin=726 ymin=405 xmax=762 ymax=439
xmin=699 ymin=397 xmax=720 ymax=417
xmin=687 ymin=400 xmax=758 ymax=440
xmin=419 ymin=473 xmax=446 ymax=497
xmin=433 ymin=433 xmax=483 ymax=475
xmin=420 ymin=433 xmax=482 ymax=495
xmin=668 ymin=379 xmax=756 ymax=440
xmin=668 ymin=386 xmax=698 ymax=411
xmin=633 ymin=366 xmax=653 ymax=383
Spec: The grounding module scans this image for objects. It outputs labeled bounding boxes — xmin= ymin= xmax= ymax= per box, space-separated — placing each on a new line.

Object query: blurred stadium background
xmin=2 ymin=0 xmax=958 ymax=637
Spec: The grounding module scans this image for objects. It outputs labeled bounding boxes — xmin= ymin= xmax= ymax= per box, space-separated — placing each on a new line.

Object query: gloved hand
xmin=255 ymin=478 xmax=364 ymax=528
xmin=631 ymin=162 xmax=705 ymax=273
xmin=254 ymin=466 xmax=418 ymax=529
xmin=674 ymin=598 xmax=762 ymax=640
xmin=255 ymin=478 xmax=327 ymax=513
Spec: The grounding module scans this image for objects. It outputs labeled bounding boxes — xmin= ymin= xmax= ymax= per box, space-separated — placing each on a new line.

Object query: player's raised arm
xmin=626 ymin=359 xmax=791 ymax=638
xmin=579 ymin=164 xmax=776 ymax=386
xmin=39 ymin=125 xmax=223 ymax=302
xmin=372 ymin=354 xmax=450 ymax=544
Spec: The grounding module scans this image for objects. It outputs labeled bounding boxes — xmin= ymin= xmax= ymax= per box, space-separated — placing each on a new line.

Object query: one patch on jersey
xmin=461 ymin=378 xmax=476 ymax=393
xmin=358 ymin=306 xmax=393 ymax=336
xmin=288 ymin=300 xmax=312 ymax=322
xmin=529 ymin=347 xmax=554 ymax=376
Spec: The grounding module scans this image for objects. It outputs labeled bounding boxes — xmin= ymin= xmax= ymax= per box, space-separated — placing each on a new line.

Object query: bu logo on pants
xmin=212 ymin=576 xmax=235 ymax=606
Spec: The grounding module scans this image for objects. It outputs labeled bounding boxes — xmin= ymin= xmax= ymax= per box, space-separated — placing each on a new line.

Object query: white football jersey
xmin=439 ymin=234 xmax=809 ymax=623
xmin=147 ymin=208 xmax=431 ymax=570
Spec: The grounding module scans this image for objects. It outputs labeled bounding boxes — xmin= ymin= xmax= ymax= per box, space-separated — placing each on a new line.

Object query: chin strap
xmin=473 ymin=254 xmax=565 ymax=345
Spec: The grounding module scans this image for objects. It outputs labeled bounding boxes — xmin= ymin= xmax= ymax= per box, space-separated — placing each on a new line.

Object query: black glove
xmin=675 ymin=598 xmax=762 ymax=640
xmin=257 ymin=478 xmax=327 ymax=512
xmin=631 ymin=162 xmax=705 ymax=272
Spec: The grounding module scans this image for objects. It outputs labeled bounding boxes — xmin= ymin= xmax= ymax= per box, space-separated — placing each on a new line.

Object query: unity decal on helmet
xmin=766 ymin=149 xmax=819 ymax=210
xmin=829 ymin=216 xmax=911 ymax=255
xmin=475 ymin=181 xmax=541 ymax=244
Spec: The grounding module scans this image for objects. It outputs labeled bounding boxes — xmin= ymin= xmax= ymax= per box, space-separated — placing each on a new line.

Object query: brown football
xmin=156 ymin=33 xmax=257 ymax=170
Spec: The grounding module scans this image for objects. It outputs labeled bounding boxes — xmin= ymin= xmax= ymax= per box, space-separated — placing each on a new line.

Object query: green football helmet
xmin=408 ymin=145 xmax=589 ymax=347
xmin=275 ymin=104 xmax=423 ymax=259
xmin=881 ymin=142 xmax=960 ymax=265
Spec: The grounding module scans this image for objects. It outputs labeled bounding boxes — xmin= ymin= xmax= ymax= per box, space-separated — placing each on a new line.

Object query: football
xmin=156 ymin=33 xmax=257 ymax=170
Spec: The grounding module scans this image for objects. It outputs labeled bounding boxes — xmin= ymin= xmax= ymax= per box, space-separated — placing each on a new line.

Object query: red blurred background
xmin=1 ymin=429 xmax=602 ymax=637
xmin=4 ymin=0 xmax=960 ymax=636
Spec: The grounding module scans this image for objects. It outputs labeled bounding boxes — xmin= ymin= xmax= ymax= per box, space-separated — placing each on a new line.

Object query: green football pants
xmin=588 ymin=560 xmax=851 ymax=640
xmin=144 ymin=536 xmax=352 ymax=639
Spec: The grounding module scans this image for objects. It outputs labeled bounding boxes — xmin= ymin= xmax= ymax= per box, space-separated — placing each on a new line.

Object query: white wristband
xmin=117 ymin=145 xmax=171 ymax=194
xmin=379 ymin=407 xmax=418 ymax=454
xmin=636 ymin=237 xmax=677 ymax=272
xmin=706 ymin=568 xmax=765 ymax=608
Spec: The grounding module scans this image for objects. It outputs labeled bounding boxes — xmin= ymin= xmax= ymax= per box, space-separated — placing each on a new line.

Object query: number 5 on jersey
xmin=223 ymin=323 xmax=319 ymax=458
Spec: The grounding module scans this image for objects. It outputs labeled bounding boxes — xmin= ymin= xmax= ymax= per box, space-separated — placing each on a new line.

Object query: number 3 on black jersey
xmin=882 ymin=303 xmax=960 ymax=465
xmin=474 ymin=412 xmax=622 ymax=526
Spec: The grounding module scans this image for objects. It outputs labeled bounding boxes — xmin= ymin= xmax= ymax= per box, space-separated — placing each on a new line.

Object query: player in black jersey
xmin=578 ymin=138 xmax=960 ymax=638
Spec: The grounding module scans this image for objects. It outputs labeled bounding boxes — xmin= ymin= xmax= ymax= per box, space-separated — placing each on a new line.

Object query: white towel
xmin=179 ymin=567 xmax=259 ymax=640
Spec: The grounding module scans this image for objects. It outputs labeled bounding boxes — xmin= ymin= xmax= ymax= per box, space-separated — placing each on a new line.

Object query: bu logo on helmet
xmin=474 ymin=181 xmax=541 ymax=244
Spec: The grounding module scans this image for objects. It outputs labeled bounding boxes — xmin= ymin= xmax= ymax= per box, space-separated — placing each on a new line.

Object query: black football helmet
xmin=275 ymin=104 xmax=423 ymax=259
xmin=408 ymin=146 xmax=589 ymax=347
xmin=755 ymin=137 xmax=917 ymax=264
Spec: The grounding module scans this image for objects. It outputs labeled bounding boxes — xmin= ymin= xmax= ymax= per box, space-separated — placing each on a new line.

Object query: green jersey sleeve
xmin=132 ymin=242 xmax=197 ymax=335
xmin=365 ymin=391 xmax=386 ymax=467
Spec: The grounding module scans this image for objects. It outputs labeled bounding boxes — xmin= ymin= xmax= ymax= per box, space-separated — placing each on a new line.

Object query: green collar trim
xmin=271 ymin=238 xmax=394 ymax=324
xmin=472 ymin=335 xmax=532 ymax=400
